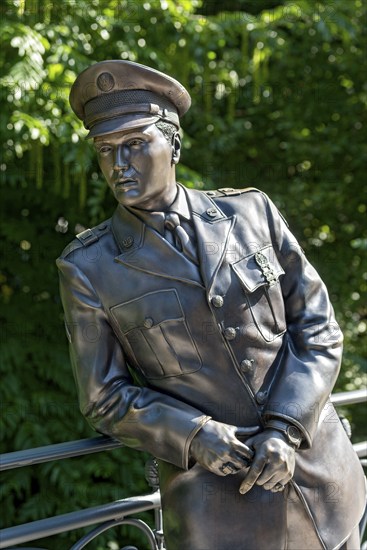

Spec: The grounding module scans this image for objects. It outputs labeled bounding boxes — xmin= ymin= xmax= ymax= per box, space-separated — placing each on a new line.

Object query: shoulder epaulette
xmin=59 ymin=221 xmax=111 ymax=259
xmin=76 ymin=228 xmax=99 ymax=246
xmin=204 ymin=187 xmax=260 ymax=198
xmin=75 ymin=221 xmax=111 ymax=246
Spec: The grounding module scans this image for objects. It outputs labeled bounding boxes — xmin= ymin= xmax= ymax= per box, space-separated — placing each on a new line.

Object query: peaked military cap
xmin=69 ymin=60 xmax=191 ymax=138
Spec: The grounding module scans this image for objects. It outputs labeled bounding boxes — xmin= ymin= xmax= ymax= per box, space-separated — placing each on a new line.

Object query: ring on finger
xmin=273 ymin=482 xmax=285 ymax=491
xmin=220 ymin=462 xmax=237 ymax=475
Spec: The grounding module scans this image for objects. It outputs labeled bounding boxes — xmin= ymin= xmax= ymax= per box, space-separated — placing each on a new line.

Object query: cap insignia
xmin=97 ymin=72 xmax=115 ymax=92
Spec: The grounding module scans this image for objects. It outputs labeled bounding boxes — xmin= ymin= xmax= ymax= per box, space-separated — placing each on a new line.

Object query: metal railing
xmin=0 ymin=389 xmax=366 ymax=549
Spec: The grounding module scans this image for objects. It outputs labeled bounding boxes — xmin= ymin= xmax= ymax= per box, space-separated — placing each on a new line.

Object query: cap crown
xmin=69 ymin=60 xmax=191 ymax=138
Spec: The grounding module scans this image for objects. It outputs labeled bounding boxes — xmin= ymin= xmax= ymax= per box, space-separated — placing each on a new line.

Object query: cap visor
xmin=86 ymin=113 xmax=161 ymax=139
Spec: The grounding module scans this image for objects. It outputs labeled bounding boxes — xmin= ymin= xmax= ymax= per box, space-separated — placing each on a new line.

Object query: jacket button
xmin=211 ymin=295 xmax=224 ymax=308
xmin=224 ymin=327 xmax=237 ymax=340
xmin=143 ymin=317 xmax=154 ymax=328
xmin=240 ymin=359 xmax=254 ymax=373
xmin=206 ymin=207 xmax=218 ymax=218
xmin=255 ymin=391 xmax=268 ymax=405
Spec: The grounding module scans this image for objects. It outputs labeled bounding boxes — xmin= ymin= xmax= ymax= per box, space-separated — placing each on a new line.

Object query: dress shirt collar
xmin=168 ymin=183 xmax=191 ymax=221
xmin=127 ymin=183 xmax=191 ymax=234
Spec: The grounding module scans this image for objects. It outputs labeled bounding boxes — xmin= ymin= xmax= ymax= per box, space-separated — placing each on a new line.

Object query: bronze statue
xmin=57 ymin=60 xmax=366 ymax=549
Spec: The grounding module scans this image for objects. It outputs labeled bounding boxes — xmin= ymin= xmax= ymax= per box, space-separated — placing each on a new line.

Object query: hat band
xmin=85 ymin=102 xmax=179 ymax=130
xmin=83 ymin=88 xmax=180 ymax=131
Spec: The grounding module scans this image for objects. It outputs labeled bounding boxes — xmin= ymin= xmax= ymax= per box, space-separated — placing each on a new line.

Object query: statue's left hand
xmin=239 ymin=429 xmax=296 ymax=494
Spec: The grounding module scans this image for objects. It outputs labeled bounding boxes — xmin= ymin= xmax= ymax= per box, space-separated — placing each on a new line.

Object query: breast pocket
xmin=110 ymin=289 xmax=202 ymax=379
xmin=232 ymin=246 xmax=286 ymax=342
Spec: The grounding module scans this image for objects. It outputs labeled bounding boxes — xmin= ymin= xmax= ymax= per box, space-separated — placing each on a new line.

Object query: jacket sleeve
xmin=56 ymin=255 xmax=211 ymax=469
xmin=260 ymin=194 xmax=343 ymax=448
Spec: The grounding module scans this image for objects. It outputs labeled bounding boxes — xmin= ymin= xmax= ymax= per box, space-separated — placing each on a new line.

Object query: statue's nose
xmin=113 ymin=145 xmax=129 ymax=171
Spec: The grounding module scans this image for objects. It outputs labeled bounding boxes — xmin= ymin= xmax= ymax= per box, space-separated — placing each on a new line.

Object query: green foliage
xmin=1 ymin=0 xmax=366 ymax=547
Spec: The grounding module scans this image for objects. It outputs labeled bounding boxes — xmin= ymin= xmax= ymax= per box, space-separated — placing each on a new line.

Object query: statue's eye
xmin=97 ymin=145 xmax=112 ymax=154
xmin=128 ymin=139 xmax=143 ymax=147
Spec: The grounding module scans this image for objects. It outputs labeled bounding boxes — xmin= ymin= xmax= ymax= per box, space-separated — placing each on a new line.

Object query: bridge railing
xmin=0 ymin=389 xmax=366 ymax=549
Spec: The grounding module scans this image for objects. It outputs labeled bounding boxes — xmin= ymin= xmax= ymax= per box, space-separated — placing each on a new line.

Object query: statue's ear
xmin=171 ymin=132 xmax=181 ymax=165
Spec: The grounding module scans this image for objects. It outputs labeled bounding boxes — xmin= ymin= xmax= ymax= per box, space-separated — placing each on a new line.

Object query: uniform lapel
xmin=184 ymin=186 xmax=235 ymax=291
xmin=112 ymin=205 xmax=204 ymax=286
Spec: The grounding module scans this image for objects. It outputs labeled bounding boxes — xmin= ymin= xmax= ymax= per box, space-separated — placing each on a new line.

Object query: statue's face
xmin=94 ymin=123 xmax=179 ymax=211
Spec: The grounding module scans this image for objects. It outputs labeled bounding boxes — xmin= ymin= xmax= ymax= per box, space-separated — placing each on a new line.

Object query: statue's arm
xmin=235 ymin=192 xmax=344 ymax=494
xmin=261 ymin=193 xmax=343 ymax=447
xmin=56 ymin=256 xmax=210 ymax=470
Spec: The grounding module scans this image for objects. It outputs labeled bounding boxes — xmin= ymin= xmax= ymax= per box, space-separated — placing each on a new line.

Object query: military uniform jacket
xmin=57 ymin=186 xmax=365 ymax=550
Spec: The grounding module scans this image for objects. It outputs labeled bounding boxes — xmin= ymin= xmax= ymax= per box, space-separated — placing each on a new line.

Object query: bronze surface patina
xmin=57 ymin=60 xmax=365 ymax=549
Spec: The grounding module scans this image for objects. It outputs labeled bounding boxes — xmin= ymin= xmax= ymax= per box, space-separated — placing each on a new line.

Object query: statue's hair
xmin=155 ymin=120 xmax=177 ymax=143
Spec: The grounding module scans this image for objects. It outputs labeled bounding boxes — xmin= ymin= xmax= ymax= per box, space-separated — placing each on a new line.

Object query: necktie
xmin=164 ymin=212 xmax=199 ymax=265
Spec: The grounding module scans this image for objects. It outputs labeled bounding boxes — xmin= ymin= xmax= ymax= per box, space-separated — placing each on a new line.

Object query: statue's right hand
xmin=189 ymin=420 xmax=259 ymax=476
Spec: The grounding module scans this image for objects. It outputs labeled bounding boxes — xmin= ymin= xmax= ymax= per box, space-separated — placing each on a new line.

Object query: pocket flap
xmin=111 ymin=289 xmax=184 ymax=333
xmin=232 ymin=245 xmax=285 ymax=292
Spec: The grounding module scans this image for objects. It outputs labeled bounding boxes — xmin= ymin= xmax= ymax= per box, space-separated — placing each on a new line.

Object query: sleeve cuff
xmin=182 ymin=415 xmax=212 ymax=470
xmin=263 ymin=412 xmax=311 ymax=449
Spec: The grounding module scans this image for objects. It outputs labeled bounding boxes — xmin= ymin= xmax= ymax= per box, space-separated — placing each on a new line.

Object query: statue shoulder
xmin=202 ymin=187 xmax=288 ymax=227
xmin=203 ymin=186 xmax=263 ymax=198
xmin=58 ymin=219 xmax=111 ymax=261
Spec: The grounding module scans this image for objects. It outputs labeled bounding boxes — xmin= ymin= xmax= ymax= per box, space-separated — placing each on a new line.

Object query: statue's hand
xmin=239 ymin=429 xmax=296 ymax=494
xmin=189 ymin=420 xmax=259 ymax=476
